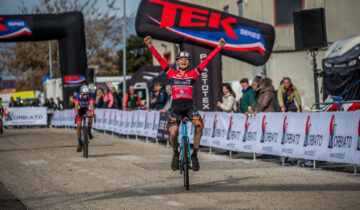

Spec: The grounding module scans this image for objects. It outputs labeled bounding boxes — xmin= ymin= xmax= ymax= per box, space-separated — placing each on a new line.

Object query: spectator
xmin=238 ymin=78 xmax=256 ymax=113
xmin=217 ymin=83 xmax=237 ymax=113
xmin=103 ymin=88 xmax=114 ymax=108
xmin=123 ymin=85 xmax=143 ymax=111
xmin=255 ymin=78 xmax=276 ymax=113
xmin=57 ymin=97 xmax=64 ymax=110
xmin=95 ymin=88 xmax=104 ymax=108
xmin=68 ymin=95 xmax=75 ymax=108
xmin=251 ymin=76 xmax=262 ymax=111
xmin=110 ymin=88 xmax=119 ymax=109
xmin=151 ymin=82 xmax=167 ymax=110
xmin=43 ymin=98 xmax=50 ymax=109
xmin=277 ymin=77 xmax=302 ymax=112
xmin=49 ymin=98 xmax=57 ymax=110
xmin=9 ymin=97 xmax=16 ymax=107
xmin=161 ymin=85 xmax=172 ymax=112
xmin=15 ymin=97 xmax=23 ymax=107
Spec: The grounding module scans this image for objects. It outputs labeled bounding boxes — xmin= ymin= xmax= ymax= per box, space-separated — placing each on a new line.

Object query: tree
xmin=117 ymin=35 xmax=153 ymax=75
xmin=0 ymin=0 xmax=125 ymax=91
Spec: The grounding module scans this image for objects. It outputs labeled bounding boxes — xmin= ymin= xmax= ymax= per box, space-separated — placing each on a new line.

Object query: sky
xmin=0 ymin=0 xmax=141 ymax=79
xmin=0 ymin=0 xmax=141 ymax=17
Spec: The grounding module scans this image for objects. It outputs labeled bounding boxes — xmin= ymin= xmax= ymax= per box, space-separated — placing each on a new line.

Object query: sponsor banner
xmin=198 ymin=111 xmax=215 ymax=147
xmin=135 ymin=0 xmax=275 ymax=66
xmin=127 ymin=111 xmax=138 ymax=135
xmin=157 ymin=111 xmax=170 ymax=140
xmin=51 ymin=109 xmax=360 ymax=165
xmin=226 ymin=113 xmax=245 ymax=151
xmin=144 ymin=110 xmax=160 ymax=138
xmin=4 ymin=107 xmax=47 ymax=126
xmin=253 ymin=113 xmax=284 ymax=156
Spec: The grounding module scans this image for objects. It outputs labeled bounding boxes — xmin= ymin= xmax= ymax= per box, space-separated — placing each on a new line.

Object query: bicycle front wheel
xmin=183 ymin=136 xmax=189 ymax=190
xmin=83 ymin=127 xmax=88 ymax=158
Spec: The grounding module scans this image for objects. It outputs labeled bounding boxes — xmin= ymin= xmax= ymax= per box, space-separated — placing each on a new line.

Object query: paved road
xmin=0 ymin=128 xmax=360 ymax=209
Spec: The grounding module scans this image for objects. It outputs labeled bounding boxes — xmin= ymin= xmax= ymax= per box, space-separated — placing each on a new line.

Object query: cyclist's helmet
xmin=176 ymin=51 xmax=191 ymax=60
xmin=80 ymin=85 xmax=90 ymax=94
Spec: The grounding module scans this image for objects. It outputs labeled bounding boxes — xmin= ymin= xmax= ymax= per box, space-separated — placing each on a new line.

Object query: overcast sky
xmin=0 ymin=0 xmax=141 ymax=17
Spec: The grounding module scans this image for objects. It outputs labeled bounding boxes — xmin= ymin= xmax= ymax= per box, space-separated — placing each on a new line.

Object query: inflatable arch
xmin=0 ymin=12 xmax=87 ymax=107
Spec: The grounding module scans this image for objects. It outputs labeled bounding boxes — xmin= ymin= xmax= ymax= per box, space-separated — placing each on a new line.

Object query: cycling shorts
xmin=76 ymin=107 xmax=92 ymax=123
xmin=168 ymin=106 xmax=202 ymax=127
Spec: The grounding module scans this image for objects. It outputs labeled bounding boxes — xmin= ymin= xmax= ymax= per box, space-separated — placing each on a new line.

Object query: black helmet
xmin=176 ymin=51 xmax=191 ymax=60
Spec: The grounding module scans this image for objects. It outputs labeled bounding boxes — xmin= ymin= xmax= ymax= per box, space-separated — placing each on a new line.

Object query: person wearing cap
xmin=74 ymin=85 xmax=95 ymax=152
xmin=144 ymin=35 xmax=225 ymax=171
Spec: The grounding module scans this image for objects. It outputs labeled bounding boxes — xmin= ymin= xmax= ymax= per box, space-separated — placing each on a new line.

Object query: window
xmin=237 ymin=0 xmax=243 ymax=17
xmin=274 ymin=0 xmax=303 ymax=26
xmin=223 ymin=5 xmax=229 ymax=13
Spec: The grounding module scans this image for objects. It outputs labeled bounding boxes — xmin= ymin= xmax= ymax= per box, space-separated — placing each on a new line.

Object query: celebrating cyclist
xmin=74 ymin=85 xmax=95 ymax=152
xmin=144 ymin=36 xmax=225 ymax=171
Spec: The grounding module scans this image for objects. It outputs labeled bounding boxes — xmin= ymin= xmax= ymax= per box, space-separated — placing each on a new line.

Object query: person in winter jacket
xmin=151 ymin=82 xmax=167 ymax=110
xmin=103 ymin=88 xmax=114 ymax=108
xmin=255 ymin=78 xmax=276 ymax=113
xmin=277 ymin=77 xmax=302 ymax=112
xmin=217 ymin=83 xmax=237 ymax=113
xmin=238 ymin=78 xmax=256 ymax=113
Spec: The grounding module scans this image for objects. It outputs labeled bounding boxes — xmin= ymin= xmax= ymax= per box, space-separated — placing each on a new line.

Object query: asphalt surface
xmin=0 ymin=128 xmax=360 ymax=209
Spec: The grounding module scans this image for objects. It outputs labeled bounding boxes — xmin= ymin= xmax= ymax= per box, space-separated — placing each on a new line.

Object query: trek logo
xmin=148 ymin=0 xmax=266 ymax=54
xmin=0 ymin=17 xmax=32 ymax=40
xmin=328 ymin=114 xmax=352 ymax=149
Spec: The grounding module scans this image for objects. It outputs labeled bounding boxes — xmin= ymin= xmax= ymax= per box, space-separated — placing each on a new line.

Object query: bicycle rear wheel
xmin=83 ymin=127 xmax=88 ymax=158
xmin=183 ymin=136 xmax=189 ymax=190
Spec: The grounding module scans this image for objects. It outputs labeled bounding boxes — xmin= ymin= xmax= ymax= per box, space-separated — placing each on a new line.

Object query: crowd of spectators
xmin=219 ymin=76 xmax=303 ymax=115
xmin=7 ymin=96 xmax=64 ymax=110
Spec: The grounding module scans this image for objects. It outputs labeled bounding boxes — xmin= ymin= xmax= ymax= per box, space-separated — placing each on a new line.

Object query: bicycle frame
xmin=180 ymin=120 xmax=192 ymax=166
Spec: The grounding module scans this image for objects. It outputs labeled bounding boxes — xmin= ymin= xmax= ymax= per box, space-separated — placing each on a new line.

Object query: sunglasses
xmin=81 ymin=93 xmax=89 ymax=96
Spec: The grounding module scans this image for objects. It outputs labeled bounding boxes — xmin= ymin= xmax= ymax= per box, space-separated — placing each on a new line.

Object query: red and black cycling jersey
xmin=148 ymin=45 xmax=220 ymax=111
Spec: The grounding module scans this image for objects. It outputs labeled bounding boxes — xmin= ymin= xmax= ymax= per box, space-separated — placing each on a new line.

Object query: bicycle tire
xmin=183 ymin=136 xmax=189 ymax=190
xmin=83 ymin=126 xmax=88 ymax=158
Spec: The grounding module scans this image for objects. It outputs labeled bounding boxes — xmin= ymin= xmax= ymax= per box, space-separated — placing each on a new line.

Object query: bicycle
xmin=178 ymin=116 xmax=193 ymax=190
xmin=80 ymin=115 xmax=91 ymax=158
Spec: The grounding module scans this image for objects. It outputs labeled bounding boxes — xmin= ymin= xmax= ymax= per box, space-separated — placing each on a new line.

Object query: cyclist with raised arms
xmin=75 ymin=85 xmax=95 ymax=152
xmin=144 ymin=36 xmax=226 ymax=171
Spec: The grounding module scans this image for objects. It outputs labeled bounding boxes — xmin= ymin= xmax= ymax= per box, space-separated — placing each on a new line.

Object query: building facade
xmin=151 ymin=0 xmax=360 ymax=109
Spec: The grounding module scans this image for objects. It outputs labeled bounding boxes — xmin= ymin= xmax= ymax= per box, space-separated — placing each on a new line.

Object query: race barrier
xmin=3 ymin=107 xmax=47 ymax=126
xmin=51 ymin=109 xmax=360 ymax=165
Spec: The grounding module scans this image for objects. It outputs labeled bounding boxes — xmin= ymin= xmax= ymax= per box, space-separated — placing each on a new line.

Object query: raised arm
xmin=144 ymin=36 xmax=169 ymax=70
xmin=198 ymin=38 xmax=226 ymax=71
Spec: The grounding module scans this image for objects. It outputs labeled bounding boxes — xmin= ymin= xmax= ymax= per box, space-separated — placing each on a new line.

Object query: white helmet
xmin=80 ymin=85 xmax=90 ymax=94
